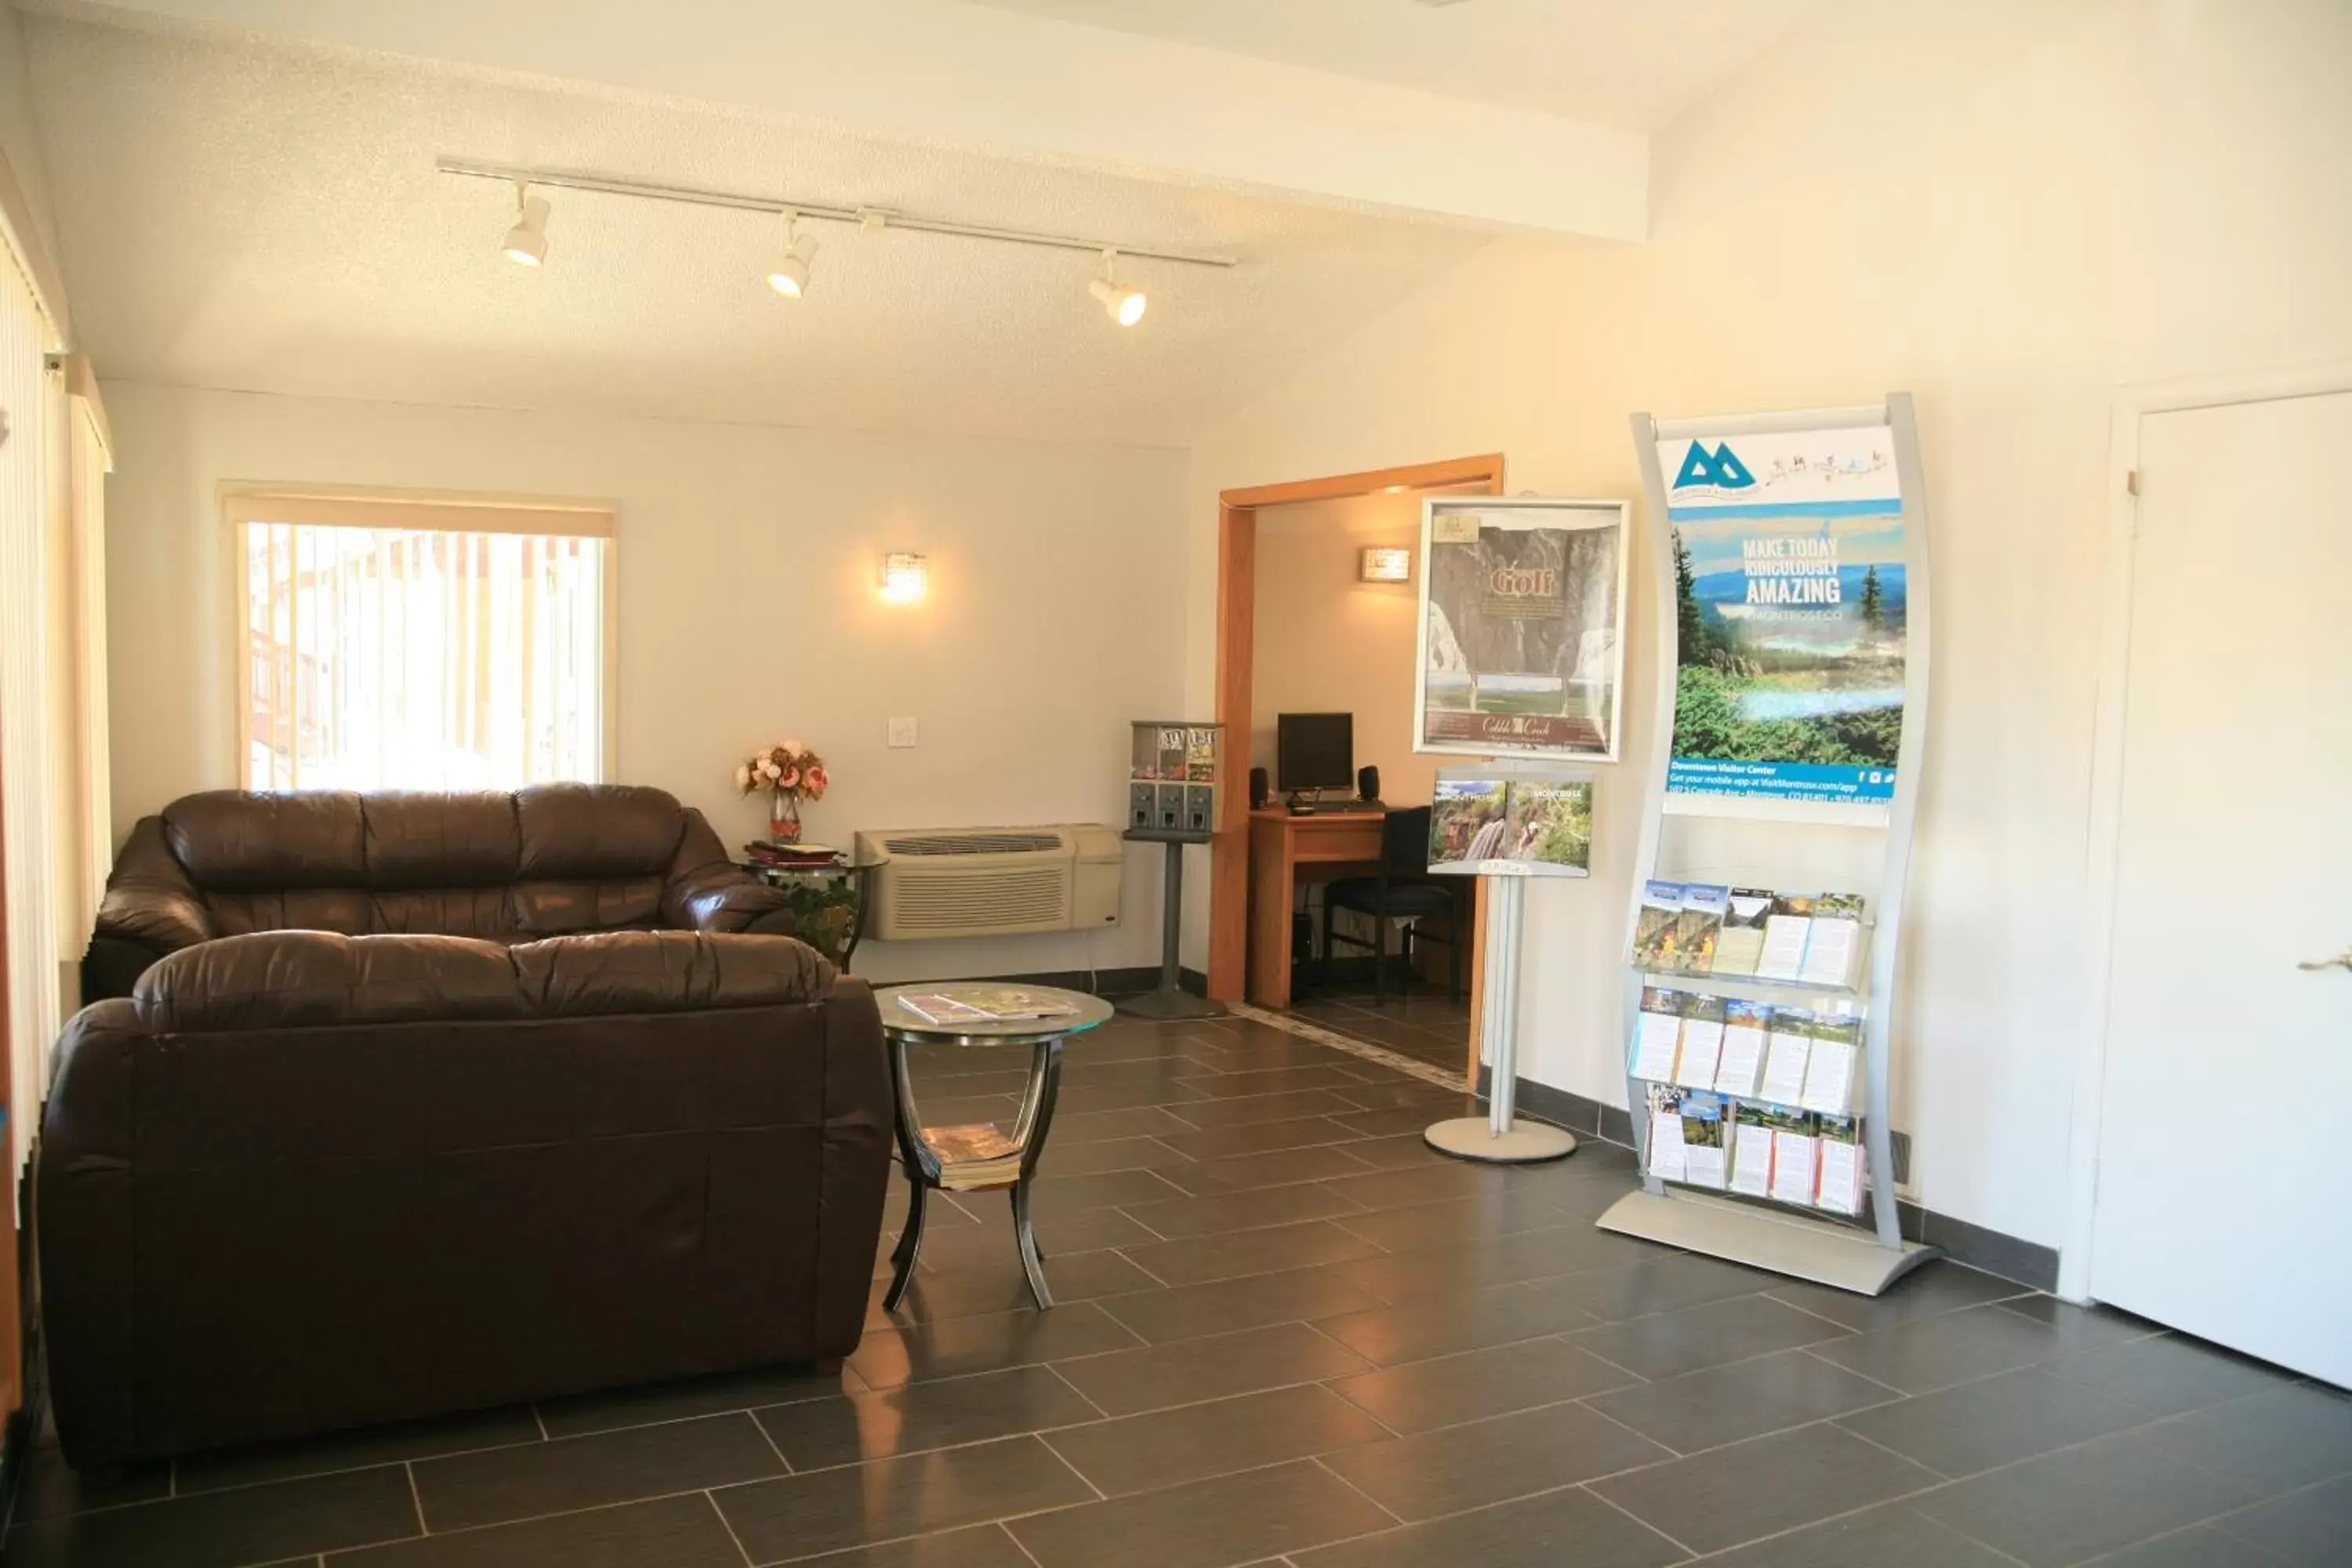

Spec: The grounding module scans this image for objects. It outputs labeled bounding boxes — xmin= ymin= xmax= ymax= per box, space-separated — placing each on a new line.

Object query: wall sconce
xmin=880 ymin=552 xmax=928 ymax=604
xmin=1359 ymin=546 xmax=1411 ymax=583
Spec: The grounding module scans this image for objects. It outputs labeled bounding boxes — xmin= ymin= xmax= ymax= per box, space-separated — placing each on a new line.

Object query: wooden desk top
xmin=1247 ymin=806 xmax=1385 ymax=824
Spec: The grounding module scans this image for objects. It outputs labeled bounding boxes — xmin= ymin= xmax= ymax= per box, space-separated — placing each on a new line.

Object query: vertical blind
xmin=0 ymin=238 xmax=58 ymax=1173
xmin=236 ymin=506 xmax=612 ymax=792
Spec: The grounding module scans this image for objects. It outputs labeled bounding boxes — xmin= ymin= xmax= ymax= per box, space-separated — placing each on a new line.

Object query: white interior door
xmin=2090 ymin=389 xmax=2352 ymax=1386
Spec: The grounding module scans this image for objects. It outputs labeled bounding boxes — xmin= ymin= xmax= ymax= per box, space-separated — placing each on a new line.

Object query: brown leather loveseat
xmin=82 ymin=783 xmax=806 ymax=1000
xmin=39 ymin=788 xmax=891 ymax=1467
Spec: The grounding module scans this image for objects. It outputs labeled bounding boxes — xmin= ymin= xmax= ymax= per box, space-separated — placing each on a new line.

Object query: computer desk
xmin=1245 ymin=805 xmax=1387 ymax=1011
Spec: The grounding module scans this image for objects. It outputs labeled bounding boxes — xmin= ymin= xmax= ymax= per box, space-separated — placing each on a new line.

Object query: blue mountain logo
xmin=1673 ymin=441 xmax=1757 ymax=490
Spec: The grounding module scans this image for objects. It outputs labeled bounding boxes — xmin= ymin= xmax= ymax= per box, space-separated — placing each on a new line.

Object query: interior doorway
xmin=1207 ymin=454 xmax=1505 ymax=1086
xmin=2072 ymin=374 xmax=2351 ymax=1383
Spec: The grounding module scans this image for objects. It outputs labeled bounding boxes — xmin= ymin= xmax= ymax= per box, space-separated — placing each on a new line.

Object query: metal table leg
xmin=882 ymin=1034 xmax=931 ymax=1312
xmin=1007 ymin=1035 xmax=1065 ymax=1309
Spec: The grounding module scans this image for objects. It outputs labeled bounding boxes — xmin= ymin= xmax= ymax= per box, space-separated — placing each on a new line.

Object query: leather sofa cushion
xmin=133 ymin=929 xmax=837 ymax=1033
xmin=517 ymin=784 xmax=683 ymax=881
xmin=165 ymin=792 xmax=367 ymax=891
xmin=362 ymin=793 xmax=521 ymax=888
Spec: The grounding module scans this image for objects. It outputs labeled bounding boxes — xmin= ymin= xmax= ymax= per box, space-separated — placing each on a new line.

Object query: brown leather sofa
xmin=39 ymin=789 xmax=891 ymax=1467
xmin=82 ymin=784 xmax=806 ymax=1002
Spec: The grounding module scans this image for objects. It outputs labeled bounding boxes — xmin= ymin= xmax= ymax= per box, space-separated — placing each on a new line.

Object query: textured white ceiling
xmin=962 ymin=0 xmax=1842 ymax=130
xmin=27 ymin=14 xmax=1494 ymax=445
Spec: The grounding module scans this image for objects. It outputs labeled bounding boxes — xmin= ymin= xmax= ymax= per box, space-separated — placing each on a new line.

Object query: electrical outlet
xmin=887 ymin=717 xmax=918 ymax=749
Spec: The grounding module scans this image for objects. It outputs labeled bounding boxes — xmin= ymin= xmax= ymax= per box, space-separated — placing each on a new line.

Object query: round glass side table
xmin=872 ymin=983 xmax=1115 ymax=1312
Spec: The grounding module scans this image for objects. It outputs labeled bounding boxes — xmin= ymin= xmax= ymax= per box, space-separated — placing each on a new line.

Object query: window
xmin=229 ymin=492 xmax=615 ymax=791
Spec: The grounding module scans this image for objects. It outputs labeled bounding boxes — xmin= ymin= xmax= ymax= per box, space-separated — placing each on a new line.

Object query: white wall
xmin=1185 ymin=0 xmax=2352 ymax=1253
xmin=103 ymin=381 xmax=1190 ymax=982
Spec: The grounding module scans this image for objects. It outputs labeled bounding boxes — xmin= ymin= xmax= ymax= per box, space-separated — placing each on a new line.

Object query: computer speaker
xmin=1248 ymin=767 xmax=1269 ymax=809
xmin=1357 ymin=764 xmax=1380 ymax=802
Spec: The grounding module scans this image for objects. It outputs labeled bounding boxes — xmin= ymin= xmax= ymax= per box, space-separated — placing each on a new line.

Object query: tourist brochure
xmin=1730 ymin=1102 xmax=1776 ymax=1196
xmin=895 ymin=988 xmax=1082 ymax=1026
xmin=1798 ymin=1014 xmax=1863 ymax=1116
xmin=1715 ymin=1000 xmax=1770 ymax=1097
xmin=1759 ymin=1011 xmax=1813 ymax=1105
xmin=1629 ymin=985 xmax=1688 ymax=1082
xmin=1679 ymin=1091 xmax=1730 ymax=1190
xmin=1646 ymin=1085 xmax=1687 ymax=1183
xmin=1427 ymin=770 xmax=1594 ymax=877
xmin=1632 ymin=880 xmax=1686 ymax=970
xmin=1799 ymin=893 xmax=1866 ymax=987
xmin=1816 ymin=1115 xmax=1865 ymax=1214
xmin=1673 ymin=884 xmax=1730 ymax=975
xmin=1768 ymin=1109 xmax=1820 ymax=1205
xmin=1713 ymin=887 xmax=1773 ymax=976
xmin=1671 ymin=993 xmax=1728 ymax=1090
xmin=1755 ymin=894 xmax=1815 ymax=982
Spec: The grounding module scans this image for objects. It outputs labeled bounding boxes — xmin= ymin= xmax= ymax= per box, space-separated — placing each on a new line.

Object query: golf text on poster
xmin=1416 ymin=499 xmax=1628 ymax=761
xmin=1657 ymin=426 xmax=1906 ymax=805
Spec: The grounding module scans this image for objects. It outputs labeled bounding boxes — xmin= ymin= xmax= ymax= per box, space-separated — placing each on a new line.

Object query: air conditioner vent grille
xmin=885 ymin=832 xmax=1065 ymax=857
xmin=893 ymin=868 xmax=1068 ymax=933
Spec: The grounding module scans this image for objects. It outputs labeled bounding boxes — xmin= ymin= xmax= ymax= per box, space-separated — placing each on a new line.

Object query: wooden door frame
xmin=2059 ymin=361 xmax=2352 ymax=1302
xmin=1208 ymin=453 xmax=1507 ymax=1086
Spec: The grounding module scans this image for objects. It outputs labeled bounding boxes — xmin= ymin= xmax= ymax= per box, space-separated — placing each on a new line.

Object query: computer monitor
xmin=1276 ymin=712 xmax=1354 ymax=794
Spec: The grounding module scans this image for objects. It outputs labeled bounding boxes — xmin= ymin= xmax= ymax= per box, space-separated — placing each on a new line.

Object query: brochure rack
xmin=1598 ymin=397 xmax=1938 ymax=1294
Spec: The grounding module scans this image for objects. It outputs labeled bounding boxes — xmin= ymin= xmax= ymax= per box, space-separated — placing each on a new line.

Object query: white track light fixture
xmin=1088 ymin=249 xmax=1147 ymax=327
xmin=501 ymin=183 xmax=550 ymax=267
xmin=767 ymin=211 xmax=819 ymax=298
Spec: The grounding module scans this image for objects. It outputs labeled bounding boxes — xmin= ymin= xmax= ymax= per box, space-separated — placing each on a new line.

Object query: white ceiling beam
xmin=50 ymin=0 xmax=1648 ymax=240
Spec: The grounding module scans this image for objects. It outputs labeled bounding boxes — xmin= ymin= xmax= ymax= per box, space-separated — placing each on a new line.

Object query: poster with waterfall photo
xmin=1414 ymin=498 xmax=1629 ymax=761
xmin=1656 ymin=424 xmax=1909 ymax=807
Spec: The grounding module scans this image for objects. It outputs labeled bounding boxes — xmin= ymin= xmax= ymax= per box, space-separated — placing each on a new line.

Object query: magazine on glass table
xmin=896 ymin=988 xmax=1083 ymax=1027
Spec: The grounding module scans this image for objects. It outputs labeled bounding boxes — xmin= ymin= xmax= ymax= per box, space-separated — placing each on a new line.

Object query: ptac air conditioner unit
xmin=853 ymin=825 xmax=1123 ymax=941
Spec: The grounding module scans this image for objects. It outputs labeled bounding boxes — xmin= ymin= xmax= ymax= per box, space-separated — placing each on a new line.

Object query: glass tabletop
xmin=872 ymin=983 xmax=1116 ymax=1045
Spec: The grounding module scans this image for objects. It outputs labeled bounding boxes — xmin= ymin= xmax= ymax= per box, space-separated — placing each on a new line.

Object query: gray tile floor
xmin=1288 ymin=985 xmax=1472 ymax=1079
xmin=8 ymin=1013 xmax=2348 ymax=1567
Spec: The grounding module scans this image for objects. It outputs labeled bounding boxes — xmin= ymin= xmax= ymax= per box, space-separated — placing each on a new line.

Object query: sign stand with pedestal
xmin=1424 ymin=871 xmax=1576 ymax=1163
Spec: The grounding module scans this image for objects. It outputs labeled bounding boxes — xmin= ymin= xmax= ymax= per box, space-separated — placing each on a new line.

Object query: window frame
xmin=221 ymin=484 xmax=621 ymax=791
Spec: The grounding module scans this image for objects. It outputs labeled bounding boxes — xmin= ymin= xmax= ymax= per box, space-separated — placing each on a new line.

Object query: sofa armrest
xmin=810 ymin=975 xmax=892 ymax=1356
xmin=95 ymin=816 xmax=216 ymax=953
xmin=661 ymin=808 xmax=794 ymax=935
xmin=37 ymin=999 xmax=143 ymax=1465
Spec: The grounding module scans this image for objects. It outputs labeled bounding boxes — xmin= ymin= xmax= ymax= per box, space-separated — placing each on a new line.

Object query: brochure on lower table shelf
xmin=896 ymin=988 xmax=1082 ymax=1025
xmin=1759 ymin=1012 xmax=1813 ymax=1105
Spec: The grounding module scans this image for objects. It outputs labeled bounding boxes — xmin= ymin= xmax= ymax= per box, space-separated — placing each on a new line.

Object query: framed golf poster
xmin=1414 ymin=496 xmax=1630 ymax=761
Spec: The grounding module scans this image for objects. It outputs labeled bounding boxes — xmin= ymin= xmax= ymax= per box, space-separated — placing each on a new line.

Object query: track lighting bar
xmin=436 ymin=158 xmax=1240 ymax=270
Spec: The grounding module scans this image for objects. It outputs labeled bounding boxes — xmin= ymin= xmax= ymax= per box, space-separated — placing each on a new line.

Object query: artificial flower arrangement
xmin=735 ymin=739 xmax=829 ymax=843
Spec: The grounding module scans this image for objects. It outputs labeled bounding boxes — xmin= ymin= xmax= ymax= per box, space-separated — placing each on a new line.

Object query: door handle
xmin=2299 ymin=946 xmax=2352 ymax=973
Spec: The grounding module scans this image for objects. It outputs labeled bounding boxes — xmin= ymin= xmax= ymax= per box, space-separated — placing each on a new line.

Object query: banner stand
xmin=1597 ymin=396 xmax=1938 ymax=1295
xmin=1425 ymin=873 xmax=1577 ymax=1163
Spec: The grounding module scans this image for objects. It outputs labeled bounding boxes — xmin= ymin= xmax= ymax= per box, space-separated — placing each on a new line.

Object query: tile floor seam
xmin=1033 ymin=1429 xmax=1108 ymax=1501
xmin=997 ymin=1519 xmax=1050 ymax=1568
xmin=1829 ymin=1417 xmax=1959 ymax=1482
xmin=1792 ymin=1341 xmax=1915 ymax=1396
xmin=1573 ymin=1479 xmax=1705 ymax=1561
xmin=1039 ymin=1360 xmax=1113 ymax=1421
xmin=704 ymin=1486 xmax=758 ymax=1568
xmin=745 ymin=1404 xmax=796 ymax=1475
xmin=1307 ymin=1452 xmax=1409 ymax=1528
xmin=402 ymin=1459 xmax=427 ymax=1535
xmin=531 ymin=1403 xmax=551 ymax=1440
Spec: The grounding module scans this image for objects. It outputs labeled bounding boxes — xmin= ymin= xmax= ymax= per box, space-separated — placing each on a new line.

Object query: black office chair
xmin=1322 ymin=805 xmax=1464 ymax=1005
